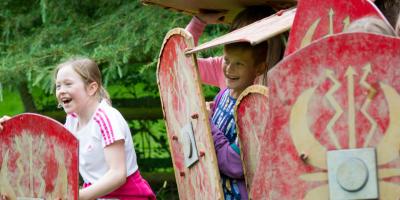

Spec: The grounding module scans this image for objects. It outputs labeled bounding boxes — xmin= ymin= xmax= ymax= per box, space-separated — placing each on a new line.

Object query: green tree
xmin=0 ymin=1 xmax=227 ymax=198
xmin=1 ymin=0 xmax=226 ymax=109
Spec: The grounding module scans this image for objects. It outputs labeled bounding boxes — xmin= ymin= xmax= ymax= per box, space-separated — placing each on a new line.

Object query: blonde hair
xmin=54 ymin=57 xmax=111 ymax=104
xmin=346 ymin=16 xmax=396 ymax=36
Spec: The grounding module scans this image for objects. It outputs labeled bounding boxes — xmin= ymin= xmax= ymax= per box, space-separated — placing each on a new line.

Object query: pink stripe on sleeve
xmin=96 ymin=111 xmax=114 ymax=144
xmin=94 ymin=116 xmax=109 ymax=145
xmin=98 ymin=108 xmax=115 ymax=140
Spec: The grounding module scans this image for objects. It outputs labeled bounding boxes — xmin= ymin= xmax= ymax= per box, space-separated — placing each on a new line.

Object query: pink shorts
xmin=83 ymin=170 xmax=156 ymax=200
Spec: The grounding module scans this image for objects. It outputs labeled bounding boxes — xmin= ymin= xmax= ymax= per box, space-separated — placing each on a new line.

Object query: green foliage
xmin=0 ymin=0 xmax=227 ymax=102
xmin=0 ymin=89 xmax=23 ymax=116
xmin=130 ymin=119 xmax=169 ymax=159
xmin=0 ymin=0 xmax=227 ymax=178
xmin=0 ymin=0 xmax=191 ymax=97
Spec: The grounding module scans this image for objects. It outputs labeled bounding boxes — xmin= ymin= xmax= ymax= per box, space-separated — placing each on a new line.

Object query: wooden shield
xmin=234 ymin=85 xmax=268 ymax=194
xmin=157 ymin=28 xmax=223 ymax=200
xmin=251 ymin=33 xmax=400 ymax=199
xmin=284 ymin=0 xmax=387 ymax=56
xmin=0 ymin=113 xmax=78 ymax=199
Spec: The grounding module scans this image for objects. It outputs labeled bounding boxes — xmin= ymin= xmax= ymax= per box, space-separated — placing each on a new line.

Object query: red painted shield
xmin=0 ymin=113 xmax=78 ymax=199
xmin=251 ymin=33 xmax=400 ymax=199
xmin=234 ymin=85 xmax=268 ymax=194
xmin=284 ymin=0 xmax=386 ymax=56
xmin=157 ymin=28 xmax=223 ymax=199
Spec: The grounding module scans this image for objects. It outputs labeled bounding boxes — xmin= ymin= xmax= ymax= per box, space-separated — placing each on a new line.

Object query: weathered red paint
xmin=157 ymin=28 xmax=223 ymax=200
xmin=234 ymin=85 xmax=268 ymax=195
xmin=285 ymin=0 xmax=386 ymax=56
xmin=0 ymin=113 xmax=78 ymax=199
xmin=251 ymin=33 xmax=400 ymax=199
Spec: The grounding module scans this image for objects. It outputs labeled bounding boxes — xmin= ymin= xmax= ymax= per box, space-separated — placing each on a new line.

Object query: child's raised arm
xmin=185 ymin=11 xmax=226 ymax=46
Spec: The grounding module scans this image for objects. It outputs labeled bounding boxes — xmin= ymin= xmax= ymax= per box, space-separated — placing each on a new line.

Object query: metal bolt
xmin=200 ymin=151 xmax=205 ymax=157
xmin=191 ymin=113 xmax=199 ymax=119
xmin=336 ymin=158 xmax=368 ymax=192
xmin=172 ymin=135 xmax=178 ymax=141
xmin=300 ymin=152 xmax=308 ymax=162
xmin=180 ymin=171 xmax=185 ymax=177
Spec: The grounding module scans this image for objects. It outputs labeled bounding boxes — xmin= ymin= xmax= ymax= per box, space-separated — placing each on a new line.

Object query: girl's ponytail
xmin=99 ymin=86 xmax=111 ymax=105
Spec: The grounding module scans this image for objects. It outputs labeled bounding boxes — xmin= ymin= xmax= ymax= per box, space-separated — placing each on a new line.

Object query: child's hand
xmin=0 ymin=194 xmax=9 ymax=200
xmin=205 ymin=101 xmax=215 ymax=118
xmin=196 ymin=11 xmax=227 ymax=25
xmin=0 ymin=116 xmax=11 ymax=131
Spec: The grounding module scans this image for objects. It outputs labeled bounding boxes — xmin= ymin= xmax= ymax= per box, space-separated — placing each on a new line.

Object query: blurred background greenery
xmin=0 ymin=0 xmax=227 ymax=199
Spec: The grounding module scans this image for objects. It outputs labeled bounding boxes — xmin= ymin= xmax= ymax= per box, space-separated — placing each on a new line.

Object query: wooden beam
xmin=39 ymin=96 xmax=215 ymax=122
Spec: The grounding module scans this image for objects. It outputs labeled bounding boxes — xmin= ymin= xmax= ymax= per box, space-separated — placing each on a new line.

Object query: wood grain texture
xmin=251 ymin=33 xmax=400 ymax=199
xmin=234 ymin=85 xmax=268 ymax=197
xmin=0 ymin=113 xmax=78 ymax=199
xmin=157 ymin=28 xmax=223 ymax=200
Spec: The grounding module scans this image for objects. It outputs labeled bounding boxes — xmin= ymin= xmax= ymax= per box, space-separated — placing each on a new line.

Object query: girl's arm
xmin=185 ymin=17 xmax=206 ymax=46
xmin=79 ymin=140 xmax=127 ymax=200
xmin=197 ymin=57 xmax=226 ymax=89
xmin=186 ymin=16 xmax=226 ymax=89
xmin=210 ymin=123 xmax=244 ymax=179
xmin=185 ymin=12 xmax=225 ymax=45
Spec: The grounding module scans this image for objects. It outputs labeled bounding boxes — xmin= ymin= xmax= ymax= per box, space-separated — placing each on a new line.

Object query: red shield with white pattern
xmin=234 ymin=85 xmax=268 ymax=193
xmin=157 ymin=28 xmax=223 ymax=200
xmin=0 ymin=113 xmax=78 ymax=199
xmin=251 ymin=33 xmax=400 ymax=199
xmin=284 ymin=0 xmax=387 ymax=56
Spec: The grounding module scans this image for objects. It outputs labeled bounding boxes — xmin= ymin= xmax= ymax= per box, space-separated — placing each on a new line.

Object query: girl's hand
xmin=0 ymin=116 xmax=11 ymax=131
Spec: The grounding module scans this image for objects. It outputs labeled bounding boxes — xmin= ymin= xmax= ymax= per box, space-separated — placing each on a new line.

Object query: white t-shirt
xmin=64 ymin=100 xmax=138 ymax=184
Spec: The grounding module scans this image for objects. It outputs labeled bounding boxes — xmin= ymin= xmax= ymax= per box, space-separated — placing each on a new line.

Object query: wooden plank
xmin=187 ymin=7 xmax=296 ymax=54
xmin=142 ymin=0 xmax=296 ymax=23
xmin=0 ymin=113 xmax=79 ymax=199
xmin=157 ymin=28 xmax=223 ymax=200
xmin=234 ymin=85 xmax=268 ymax=197
xmin=252 ymin=33 xmax=400 ymax=199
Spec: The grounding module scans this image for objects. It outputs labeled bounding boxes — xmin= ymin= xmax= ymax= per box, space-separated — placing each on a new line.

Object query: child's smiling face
xmin=223 ymin=47 xmax=262 ymax=98
xmin=55 ymin=65 xmax=90 ymax=114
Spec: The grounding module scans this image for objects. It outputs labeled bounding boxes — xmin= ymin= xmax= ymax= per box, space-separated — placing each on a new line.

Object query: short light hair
xmin=224 ymin=41 xmax=269 ymax=67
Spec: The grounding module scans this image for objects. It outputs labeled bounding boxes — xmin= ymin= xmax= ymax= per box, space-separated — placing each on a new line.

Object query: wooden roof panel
xmin=142 ymin=0 xmax=296 ymax=22
xmin=187 ymin=7 xmax=296 ymax=53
